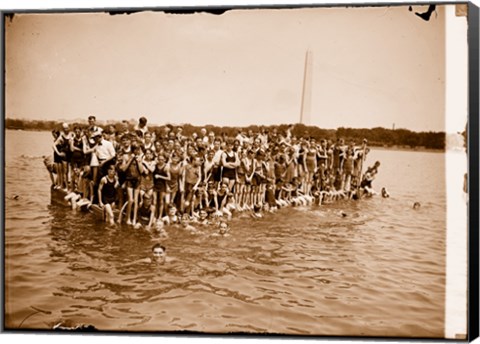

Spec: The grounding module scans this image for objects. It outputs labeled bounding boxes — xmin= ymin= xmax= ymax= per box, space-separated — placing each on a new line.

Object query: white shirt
xmin=213 ymin=149 xmax=224 ymax=165
xmin=96 ymin=139 xmax=116 ymax=161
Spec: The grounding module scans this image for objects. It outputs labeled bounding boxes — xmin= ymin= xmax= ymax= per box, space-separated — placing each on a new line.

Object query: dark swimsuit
xmin=101 ymin=177 xmax=117 ymax=204
xmin=222 ymin=151 xmax=237 ymax=180
xmin=153 ymin=164 xmax=168 ymax=193
xmin=138 ymin=205 xmax=152 ymax=225
xmin=59 ymin=134 xmax=71 ymax=162
xmin=125 ymin=154 xmax=140 ymax=188
xmin=71 ymin=136 xmax=85 ymax=167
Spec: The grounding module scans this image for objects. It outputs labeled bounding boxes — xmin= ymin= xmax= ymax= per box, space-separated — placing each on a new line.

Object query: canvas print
xmin=3 ymin=3 xmax=470 ymax=339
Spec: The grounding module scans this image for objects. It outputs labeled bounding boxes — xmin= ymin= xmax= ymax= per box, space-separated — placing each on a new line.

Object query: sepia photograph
xmin=2 ymin=1 xmax=474 ymax=340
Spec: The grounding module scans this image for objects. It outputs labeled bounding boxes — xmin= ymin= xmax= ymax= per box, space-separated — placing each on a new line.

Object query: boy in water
xmin=180 ymin=213 xmax=199 ymax=233
xmin=361 ymin=168 xmax=377 ymax=197
xmin=196 ymin=208 xmax=211 ymax=226
xmin=211 ymin=221 xmax=230 ymax=237
xmin=131 ymin=244 xmax=170 ymax=265
xmin=98 ymin=164 xmax=120 ymax=225
xmin=44 ymin=155 xmax=57 ymax=187
xmin=134 ymin=193 xmax=156 ymax=231
xmin=162 ymin=203 xmax=179 ymax=226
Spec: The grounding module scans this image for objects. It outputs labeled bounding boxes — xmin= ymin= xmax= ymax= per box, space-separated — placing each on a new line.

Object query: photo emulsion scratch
xmin=2 ymin=3 xmax=470 ymax=339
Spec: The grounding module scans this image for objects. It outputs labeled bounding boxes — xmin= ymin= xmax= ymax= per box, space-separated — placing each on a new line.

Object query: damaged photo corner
xmin=1 ymin=0 xmax=477 ymax=343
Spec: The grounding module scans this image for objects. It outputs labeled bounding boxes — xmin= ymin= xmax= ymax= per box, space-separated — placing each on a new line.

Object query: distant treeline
xmin=5 ymin=118 xmax=445 ymax=150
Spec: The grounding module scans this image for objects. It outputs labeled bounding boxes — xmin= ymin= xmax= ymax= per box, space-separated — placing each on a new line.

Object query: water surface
xmin=4 ymin=129 xmax=446 ymax=337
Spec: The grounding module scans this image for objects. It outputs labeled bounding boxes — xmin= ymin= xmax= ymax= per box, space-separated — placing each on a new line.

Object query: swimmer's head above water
xmin=413 ymin=202 xmax=421 ymax=210
xmin=151 ymin=243 xmax=166 ymax=264
xmin=381 ymin=187 xmax=390 ymax=198
xmin=218 ymin=221 xmax=229 ymax=235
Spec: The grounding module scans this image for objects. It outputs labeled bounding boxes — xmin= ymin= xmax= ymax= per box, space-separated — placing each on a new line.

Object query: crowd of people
xmin=44 ymin=115 xmax=382 ymax=231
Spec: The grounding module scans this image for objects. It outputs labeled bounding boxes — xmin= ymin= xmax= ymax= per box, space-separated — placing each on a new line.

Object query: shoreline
xmin=371 ymin=146 xmax=445 ymax=153
xmin=6 ymin=127 xmax=446 ymax=153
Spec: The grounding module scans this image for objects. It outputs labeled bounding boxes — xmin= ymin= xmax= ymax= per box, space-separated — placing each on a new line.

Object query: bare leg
xmin=132 ymin=188 xmax=140 ymax=225
xmin=126 ymin=187 xmax=134 ymax=224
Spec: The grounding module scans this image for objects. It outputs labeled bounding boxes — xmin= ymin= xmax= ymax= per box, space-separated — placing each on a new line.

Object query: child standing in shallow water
xmin=98 ymin=164 xmax=120 ymax=225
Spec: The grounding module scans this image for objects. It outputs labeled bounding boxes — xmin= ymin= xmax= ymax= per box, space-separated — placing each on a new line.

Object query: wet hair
xmin=152 ymin=243 xmax=166 ymax=252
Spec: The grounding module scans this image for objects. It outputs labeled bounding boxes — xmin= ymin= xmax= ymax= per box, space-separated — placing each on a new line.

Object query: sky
xmin=5 ymin=4 xmax=447 ymax=131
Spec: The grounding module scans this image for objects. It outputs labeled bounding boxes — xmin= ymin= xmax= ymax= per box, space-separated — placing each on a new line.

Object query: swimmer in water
xmin=252 ymin=204 xmax=263 ymax=218
xmin=211 ymin=221 xmax=230 ymax=237
xmin=413 ymin=202 xmax=421 ymax=210
xmin=130 ymin=243 xmax=171 ymax=265
xmin=180 ymin=213 xmax=198 ymax=232
xmin=162 ymin=204 xmax=179 ymax=225
xmin=150 ymin=243 xmax=167 ymax=264
xmin=381 ymin=187 xmax=390 ymax=198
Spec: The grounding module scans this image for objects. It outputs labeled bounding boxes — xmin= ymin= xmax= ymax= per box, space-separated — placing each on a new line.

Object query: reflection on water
xmin=5 ymin=130 xmax=446 ymax=337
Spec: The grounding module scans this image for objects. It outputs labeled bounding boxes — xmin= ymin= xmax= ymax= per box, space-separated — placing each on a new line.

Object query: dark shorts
xmin=154 ymin=181 xmax=167 ymax=193
xmin=212 ymin=167 xmax=222 ymax=182
xmin=252 ymin=174 xmax=267 ymax=186
xmin=102 ymin=195 xmax=116 ymax=205
xmin=222 ymin=167 xmax=236 ymax=180
xmin=54 ymin=152 xmax=62 ymax=164
xmin=126 ymin=178 xmax=140 ymax=189
xmin=61 ymin=151 xmax=71 ymax=162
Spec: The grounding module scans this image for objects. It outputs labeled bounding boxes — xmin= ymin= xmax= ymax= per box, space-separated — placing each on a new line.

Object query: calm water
xmin=4 ymin=129 xmax=446 ymax=337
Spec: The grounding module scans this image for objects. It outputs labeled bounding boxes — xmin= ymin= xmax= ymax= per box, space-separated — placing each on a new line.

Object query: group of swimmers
xmin=44 ymin=116 xmax=384 ymax=233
